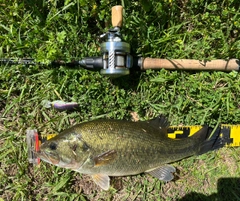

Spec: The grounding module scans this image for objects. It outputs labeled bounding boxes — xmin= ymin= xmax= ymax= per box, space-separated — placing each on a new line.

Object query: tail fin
xmin=193 ymin=125 xmax=224 ymax=155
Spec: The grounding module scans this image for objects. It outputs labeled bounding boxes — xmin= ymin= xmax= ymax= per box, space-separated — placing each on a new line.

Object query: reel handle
xmin=112 ymin=5 xmax=123 ymax=27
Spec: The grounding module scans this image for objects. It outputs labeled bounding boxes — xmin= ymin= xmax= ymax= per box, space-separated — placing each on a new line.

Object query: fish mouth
xmin=36 ymin=150 xmax=81 ymax=169
xmin=36 ymin=150 xmax=60 ymax=165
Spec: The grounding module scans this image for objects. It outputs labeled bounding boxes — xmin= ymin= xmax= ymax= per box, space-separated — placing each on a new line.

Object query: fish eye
xmin=49 ymin=142 xmax=57 ymax=150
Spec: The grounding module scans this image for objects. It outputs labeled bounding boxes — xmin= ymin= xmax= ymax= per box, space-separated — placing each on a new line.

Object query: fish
xmin=37 ymin=115 xmax=222 ymax=190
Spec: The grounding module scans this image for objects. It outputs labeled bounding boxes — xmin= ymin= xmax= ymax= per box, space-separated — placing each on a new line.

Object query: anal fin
xmin=146 ymin=165 xmax=176 ymax=181
xmin=91 ymin=174 xmax=110 ymax=190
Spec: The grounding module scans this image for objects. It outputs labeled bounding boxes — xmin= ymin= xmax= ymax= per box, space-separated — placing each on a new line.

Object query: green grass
xmin=0 ymin=0 xmax=240 ymax=200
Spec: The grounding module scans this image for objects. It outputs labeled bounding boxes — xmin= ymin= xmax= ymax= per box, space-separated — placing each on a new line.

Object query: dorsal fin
xmin=146 ymin=115 xmax=169 ymax=130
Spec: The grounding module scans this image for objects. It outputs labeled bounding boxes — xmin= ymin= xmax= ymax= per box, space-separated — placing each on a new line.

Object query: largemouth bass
xmin=37 ymin=115 xmax=222 ymax=190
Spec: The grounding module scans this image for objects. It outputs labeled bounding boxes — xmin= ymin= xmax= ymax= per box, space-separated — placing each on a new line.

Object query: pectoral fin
xmin=146 ymin=165 xmax=176 ymax=181
xmin=93 ymin=150 xmax=117 ymax=167
xmin=92 ymin=174 xmax=110 ymax=190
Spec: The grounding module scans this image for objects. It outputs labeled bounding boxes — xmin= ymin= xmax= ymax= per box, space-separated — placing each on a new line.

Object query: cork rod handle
xmin=142 ymin=58 xmax=240 ymax=71
xmin=112 ymin=5 xmax=123 ymax=27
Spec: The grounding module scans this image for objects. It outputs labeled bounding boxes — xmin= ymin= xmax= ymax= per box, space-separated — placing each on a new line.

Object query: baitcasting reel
xmin=100 ymin=26 xmax=132 ymax=77
xmin=80 ymin=6 xmax=133 ymax=77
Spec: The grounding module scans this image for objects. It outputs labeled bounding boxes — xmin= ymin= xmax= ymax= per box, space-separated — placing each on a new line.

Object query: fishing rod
xmin=1 ymin=5 xmax=239 ymax=78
